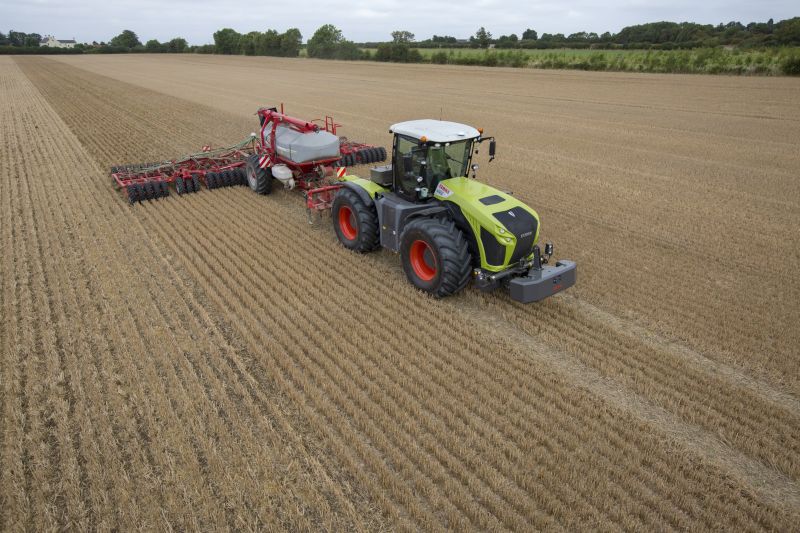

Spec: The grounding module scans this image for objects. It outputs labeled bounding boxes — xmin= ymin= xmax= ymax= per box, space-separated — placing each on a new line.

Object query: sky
xmin=1 ymin=0 xmax=797 ymax=44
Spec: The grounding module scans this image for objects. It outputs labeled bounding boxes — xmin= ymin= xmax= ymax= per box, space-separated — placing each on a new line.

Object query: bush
xmin=430 ymin=51 xmax=448 ymax=64
xmin=374 ymin=42 xmax=422 ymax=62
xmin=781 ymin=54 xmax=800 ymax=74
xmin=0 ymin=45 xmax=83 ymax=55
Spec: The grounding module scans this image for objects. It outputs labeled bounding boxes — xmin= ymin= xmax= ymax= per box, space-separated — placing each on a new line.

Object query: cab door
xmin=392 ymin=134 xmax=426 ymax=202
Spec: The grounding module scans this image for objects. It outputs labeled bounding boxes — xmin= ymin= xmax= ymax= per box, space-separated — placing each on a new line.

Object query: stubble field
xmin=1 ymin=54 xmax=799 ymax=530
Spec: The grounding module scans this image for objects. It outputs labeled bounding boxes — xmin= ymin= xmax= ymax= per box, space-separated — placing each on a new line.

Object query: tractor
xmin=112 ymin=106 xmax=575 ymax=303
xmin=326 ymin=119 xmax=576 ymax=302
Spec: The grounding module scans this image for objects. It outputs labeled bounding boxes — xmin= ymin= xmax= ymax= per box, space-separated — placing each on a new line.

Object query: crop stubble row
xmin=0 ymin=57 xmax=379 ymax=531
xmin=2 ymin=56 xmax=796 ymax=529
xmin=27 ymin=56 xmax=800 ymax=483
xmin=53 ymin=55 xmax=800 ymax=387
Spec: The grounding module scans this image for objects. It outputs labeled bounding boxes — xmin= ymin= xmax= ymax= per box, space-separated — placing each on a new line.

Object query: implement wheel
xmin=127 ymin=184 xmax=139 ymax=204
xmin=245 ymin=155 xmax=273 ymax=195
xmin=332 ymin=188 xmax=379 ymax=253
xmin=400 ymin=218 xmax=471 ymax=297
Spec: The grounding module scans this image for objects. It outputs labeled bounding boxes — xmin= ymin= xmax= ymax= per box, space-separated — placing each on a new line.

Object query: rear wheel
xmin=332 ymin=188 xmax=379 ymax=252
xmin=400 ymin=218 xmax=471 ymax=297
xmin=246 ymin=154 xmax=273 ymax=195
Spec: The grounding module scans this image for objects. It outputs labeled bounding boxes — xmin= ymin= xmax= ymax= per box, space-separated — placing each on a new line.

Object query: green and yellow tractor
xmin=332 ymin=119 xmax=576 ymax=302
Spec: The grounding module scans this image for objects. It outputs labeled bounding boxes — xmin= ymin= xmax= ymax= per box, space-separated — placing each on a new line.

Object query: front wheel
xmin=246 ymin=154 xmax=273 ymax=195
xmin=400 ymin=218 xmax=471 ymax=297
xmin=332 ymin=188 xmax=380 ymax=252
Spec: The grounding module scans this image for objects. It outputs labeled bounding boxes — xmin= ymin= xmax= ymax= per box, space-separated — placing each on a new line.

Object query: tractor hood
xmin=434 ymin=177 xmax=541 ymax=272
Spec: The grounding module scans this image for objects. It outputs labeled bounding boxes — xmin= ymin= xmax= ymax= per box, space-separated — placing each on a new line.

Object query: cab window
xmin=393 ymin=135 xmax=425 ymax=198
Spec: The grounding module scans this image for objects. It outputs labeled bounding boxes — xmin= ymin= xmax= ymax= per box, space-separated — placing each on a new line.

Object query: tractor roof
xmin=390 ymin=119 xmax=481 ymax=143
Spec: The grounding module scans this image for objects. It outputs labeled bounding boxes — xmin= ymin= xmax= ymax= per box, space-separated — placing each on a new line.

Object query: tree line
xmin=361 ymin=18 xmax=800 ymax=50
xmin=3 ymin=18 xmax=798 ymax=56
xmin=0 ymin=28 xmax=302 ymax=57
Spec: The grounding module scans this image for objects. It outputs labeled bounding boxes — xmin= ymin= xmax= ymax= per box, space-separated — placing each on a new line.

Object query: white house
xmin=41 ymin=35 xmax=77 ymax=48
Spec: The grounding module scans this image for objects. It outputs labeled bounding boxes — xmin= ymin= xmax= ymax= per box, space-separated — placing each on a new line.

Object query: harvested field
xmin=1 ymin=54 xmax=799 ymax=530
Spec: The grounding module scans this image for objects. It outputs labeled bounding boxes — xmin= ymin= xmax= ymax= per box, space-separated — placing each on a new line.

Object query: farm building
xmin=41 ymin=35 xmax=77 ymax=48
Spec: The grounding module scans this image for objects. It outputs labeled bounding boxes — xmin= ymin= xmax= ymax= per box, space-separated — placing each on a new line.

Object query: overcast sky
xmin=2 ymin=0 xmax=796 ymax=44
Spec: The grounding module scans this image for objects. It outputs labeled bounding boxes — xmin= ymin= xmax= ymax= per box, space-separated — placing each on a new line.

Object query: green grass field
xmin=356 ymin=46 xmax=800 ymax=75
xmin=363 ymin=47 xmax=634 ymax=58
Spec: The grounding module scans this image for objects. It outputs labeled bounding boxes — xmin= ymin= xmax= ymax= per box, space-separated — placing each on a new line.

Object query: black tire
xmin=192 ymin=175 xmax=200 ymax=192
xmin=332 ymin=188 xmax=380 ymax=253
xmin=378 ymin=146 xmax=387 ymax=161
xmin=175 ymin=177 xmax=185 ymax=195
xmin=159 ymin=181 xmax=169 ymax=197
xmin=225 ymin=170 xmax=235 ymax=187
xmin=206 ymin=172 xmax=218 ymax=189
xmin=245 ymin=154 xmax=273 ymax=195
xmin=127 ymin=184 xmax=139 ymax=204
xmin=143 ymin=181 xmax=155 ymax=200
xmin=399 ymin=218 xmax=471 ymax=297
xmin=234 ymin=167 xmax=245 ymax=185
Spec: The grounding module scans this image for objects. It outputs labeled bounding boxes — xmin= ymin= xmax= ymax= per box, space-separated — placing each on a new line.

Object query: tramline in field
xmin=112 ymin=105 xmax=575 ymax=302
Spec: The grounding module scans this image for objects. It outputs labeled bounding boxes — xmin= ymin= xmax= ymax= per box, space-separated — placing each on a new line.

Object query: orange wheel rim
xmin=338 ymin=206 xmax=357 ymax=240
xmin=409 ymin=240 xmax=437 ymax=281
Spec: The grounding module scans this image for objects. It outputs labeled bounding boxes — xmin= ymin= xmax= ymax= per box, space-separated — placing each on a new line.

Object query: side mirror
xmin=489 ymin=140 xmax=496 ymax=160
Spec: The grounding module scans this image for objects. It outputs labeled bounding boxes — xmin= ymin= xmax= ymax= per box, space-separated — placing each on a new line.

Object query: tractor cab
xmin=379 ymin=120 xmax=494 ymax=202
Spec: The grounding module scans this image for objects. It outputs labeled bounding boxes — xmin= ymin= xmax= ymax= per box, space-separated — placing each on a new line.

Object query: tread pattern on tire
xmin=332 ymin=187 xmax=380 ymax=253
xmin=127 ymin=184 xmax=139 ymax=204
xmin=246 ymin=155 xmax=273 ymax=195
xmin=400 ymin=218 xmax=472 ymax=297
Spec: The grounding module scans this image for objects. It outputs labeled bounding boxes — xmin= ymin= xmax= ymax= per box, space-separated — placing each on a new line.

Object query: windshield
xmin=425 ymin=140 xmax=472 ymax=183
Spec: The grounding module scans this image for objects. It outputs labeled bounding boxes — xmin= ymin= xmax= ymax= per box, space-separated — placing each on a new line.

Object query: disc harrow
xmin=111 ymin=137 xmax=257 ymax=204
xmin=113 ymin=105 xmax=387 ymax=209
xmin=334 ymin=141 xmax=387 ymax=167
